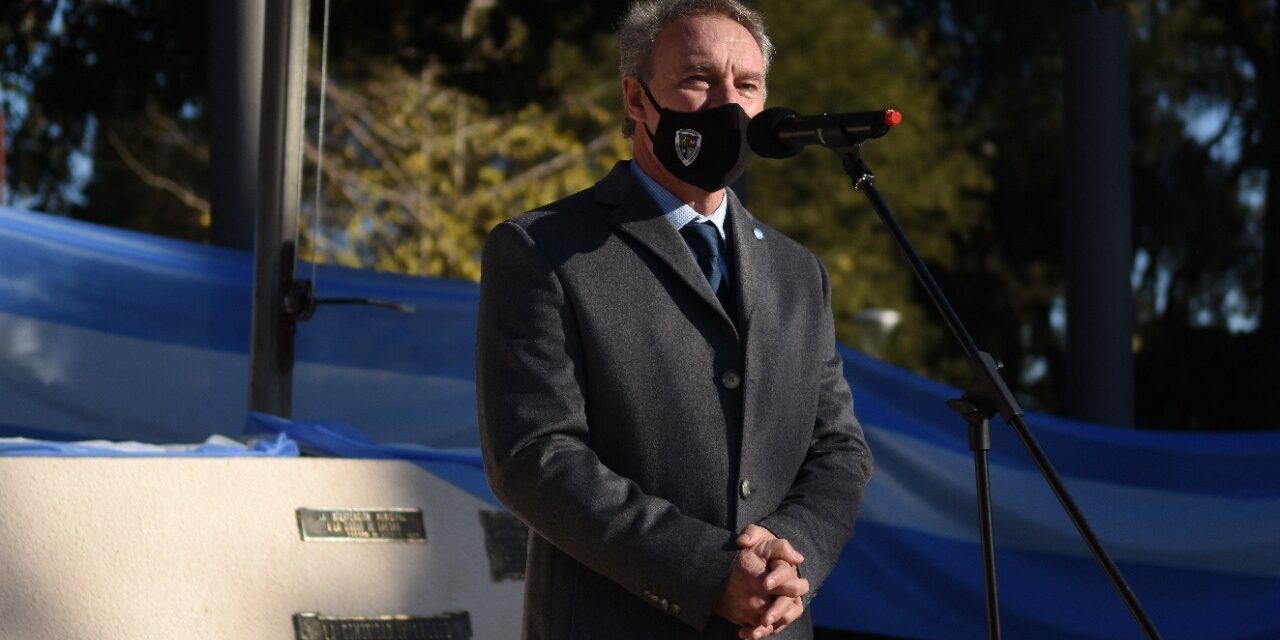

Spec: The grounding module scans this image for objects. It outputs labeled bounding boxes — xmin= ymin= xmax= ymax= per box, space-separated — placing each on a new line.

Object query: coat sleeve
xmin=475 ymin=220 xmax=739 ymax=630
xmin=757 ymin=254 xmax=875 ymax=599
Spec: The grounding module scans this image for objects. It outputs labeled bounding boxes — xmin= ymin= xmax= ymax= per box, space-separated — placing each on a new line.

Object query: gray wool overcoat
xmin=476 ymin=161 xmax=874 ymax=639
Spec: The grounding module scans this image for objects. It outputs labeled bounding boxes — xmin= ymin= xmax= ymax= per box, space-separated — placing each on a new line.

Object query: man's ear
xmin=622 ymin=75 xmax=649 ymax=129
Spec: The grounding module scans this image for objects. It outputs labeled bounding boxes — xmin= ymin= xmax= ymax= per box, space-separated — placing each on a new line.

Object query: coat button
xmin=739 ymin=478 xmax=754 ymax=499
xmin=671 ymin=603 xmax=681 ymax=615
xmin=721 ymin=369 xmax=742 ymax=389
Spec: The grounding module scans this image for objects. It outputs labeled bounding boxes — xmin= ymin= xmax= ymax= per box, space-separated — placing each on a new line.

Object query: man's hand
xmin=716 ymin=524 xmax=809 ymax=638
xmin=734 ymin=525 xmax=808 ymax=638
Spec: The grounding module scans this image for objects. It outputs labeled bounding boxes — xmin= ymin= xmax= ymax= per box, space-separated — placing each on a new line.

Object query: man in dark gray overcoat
xmin=476 ymin=1 xmax=874 ymax=637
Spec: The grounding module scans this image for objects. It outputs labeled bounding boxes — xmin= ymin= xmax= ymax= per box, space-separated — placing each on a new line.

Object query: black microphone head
xmin=747 ymin=107 xmax=803 ymax=159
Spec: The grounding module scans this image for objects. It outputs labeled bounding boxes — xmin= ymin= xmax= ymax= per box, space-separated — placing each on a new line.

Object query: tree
xmin=1128 ymin=0 xmax=1275 ymax=428
xmin=871 ymin=0 xmax=1274 ymax=428
xmin=289 ymin=0 xmax=631 ymax=279
xmin=0 ymin=0 xmax=626 ymax=242
xmin=299 ymin=62 xmax=628 ymax=280
xmin=2 ymin=0 xmax=210 ymax=238
xmin=750 ymin=0 xmax=991 ymax=384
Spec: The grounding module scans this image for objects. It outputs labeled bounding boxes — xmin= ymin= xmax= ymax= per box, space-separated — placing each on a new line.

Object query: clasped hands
xmin=715 ymin=524 xmax=809 ymax=639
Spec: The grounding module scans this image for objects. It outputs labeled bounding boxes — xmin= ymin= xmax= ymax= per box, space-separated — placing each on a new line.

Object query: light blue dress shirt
xmin=628 ymin=162 xmax=733 ymax=295
xmin=628 ymin=161 xmax=728 ymax=239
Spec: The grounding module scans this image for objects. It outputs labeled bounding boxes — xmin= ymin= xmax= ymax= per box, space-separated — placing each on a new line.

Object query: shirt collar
xmin=628 ymin=161 xmax=728 ymax=239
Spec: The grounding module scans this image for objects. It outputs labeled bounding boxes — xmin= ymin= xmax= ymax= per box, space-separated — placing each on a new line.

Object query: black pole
xmin=248 ymin=0 xmax=309 ymax=417
xmin=209 ymin=0 xmax=264 ymax=251
xmin=840 ymin=149 xmax=1162 ymax=640
xmin=967 ymin=412 xmax=1000 ymax=640
xmin=1063 ymin=11 xmax=1134 ymax=426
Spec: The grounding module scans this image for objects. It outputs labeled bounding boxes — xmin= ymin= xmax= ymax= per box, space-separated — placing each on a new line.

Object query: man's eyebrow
xmin=675 ymin=62 xmax=766 ymax=81
xmin=677 ymin=61 xmax=715 ymax=75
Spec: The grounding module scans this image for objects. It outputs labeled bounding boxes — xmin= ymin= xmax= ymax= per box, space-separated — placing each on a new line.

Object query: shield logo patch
xmin=674 ymin=129 xmax=702 ymax=166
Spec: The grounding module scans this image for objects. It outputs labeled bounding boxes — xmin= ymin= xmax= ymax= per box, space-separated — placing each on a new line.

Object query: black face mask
xmin=641 ymin=83 xmax=753 ymax=192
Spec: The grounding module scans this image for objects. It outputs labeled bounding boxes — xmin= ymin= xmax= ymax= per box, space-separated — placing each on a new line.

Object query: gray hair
xmin=618 ymin=0 xmax=774 ymax=137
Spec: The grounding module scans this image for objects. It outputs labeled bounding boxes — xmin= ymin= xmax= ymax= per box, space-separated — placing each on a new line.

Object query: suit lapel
xmin=725 ymin=189 xmax=770 ymax=340
xmin=598 ymin=163 xmax=737 ymax=333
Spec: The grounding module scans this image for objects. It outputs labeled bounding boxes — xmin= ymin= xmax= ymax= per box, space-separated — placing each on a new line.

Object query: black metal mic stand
xmin=834 ymin=144 xmax=1162 ymax=640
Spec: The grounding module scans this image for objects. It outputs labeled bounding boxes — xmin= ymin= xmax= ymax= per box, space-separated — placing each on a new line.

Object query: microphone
xmin=747 ymin=107 xmax=903 ymax=158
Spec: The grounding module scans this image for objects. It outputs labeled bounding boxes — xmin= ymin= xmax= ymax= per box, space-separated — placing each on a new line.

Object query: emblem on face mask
xmin=674 ymin=129 xmax=702 ymax=166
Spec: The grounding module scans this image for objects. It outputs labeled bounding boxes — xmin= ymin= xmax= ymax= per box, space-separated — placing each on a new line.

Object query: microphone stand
xmin=834 ymin=144 xmax=1162 ymax=640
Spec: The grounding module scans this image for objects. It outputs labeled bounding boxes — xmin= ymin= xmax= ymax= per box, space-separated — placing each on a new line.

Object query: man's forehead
xmin=654 ymin=15 xmax=766 ymax=74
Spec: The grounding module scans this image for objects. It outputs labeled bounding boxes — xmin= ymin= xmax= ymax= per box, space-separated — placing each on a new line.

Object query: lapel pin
xmin=754 ymin=227 xmax=764 ymax=240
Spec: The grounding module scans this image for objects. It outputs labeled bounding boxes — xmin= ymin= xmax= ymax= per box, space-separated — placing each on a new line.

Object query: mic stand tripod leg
xmin=951 ymin=398 xmax=1002 ymax=640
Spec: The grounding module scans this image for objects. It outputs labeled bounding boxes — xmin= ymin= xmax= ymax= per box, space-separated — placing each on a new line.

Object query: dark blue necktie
xmin=679 ymin=220 xmax=732 ymax=309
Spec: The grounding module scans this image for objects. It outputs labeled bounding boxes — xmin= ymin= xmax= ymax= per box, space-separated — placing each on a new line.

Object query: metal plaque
xmin=479 ymin=510 xmax=528 ymax=581
xmin=293 ymin=612 xmax=471 ymax=640
xmin=296 ymin=508 xmax=426 ymax=542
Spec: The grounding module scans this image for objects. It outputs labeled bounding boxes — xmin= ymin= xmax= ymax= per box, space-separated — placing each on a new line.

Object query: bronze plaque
xmin=293 ymin=612 xmax=471 ymax=640
xmin=479 ymin=510 xmax=528 ymax=581
xmin=296 ymin=508 xmax=427 ymax=542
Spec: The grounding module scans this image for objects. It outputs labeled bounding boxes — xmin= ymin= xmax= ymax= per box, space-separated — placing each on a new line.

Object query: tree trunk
xmin=1263 ymin=114 xmax=1280 ymax=396
xmin=1253 ymin=1 xmax=1280 ymax=401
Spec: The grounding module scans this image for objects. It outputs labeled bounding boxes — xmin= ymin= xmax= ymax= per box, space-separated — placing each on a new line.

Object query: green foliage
xmin=300 ymin=62 xmax=628 ymax=281
xmin=751 ymin=0 xmax=990 ymax=382
xmin=295 ymin=0 xmax=630 ymax=280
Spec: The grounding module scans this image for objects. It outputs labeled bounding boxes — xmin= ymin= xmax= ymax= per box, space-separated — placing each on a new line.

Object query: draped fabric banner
xmin=0 ymin=206 xmax=480 ymax=446
xmin=2 ymin=206 xmax=1277 ymax=638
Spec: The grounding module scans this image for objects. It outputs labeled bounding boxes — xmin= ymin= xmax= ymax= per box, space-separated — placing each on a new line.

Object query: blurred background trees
xmin=874 ymin=0 xmax=1275 ymax=429
xmin=1 ymin=0 xmax=1274 ymax=429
